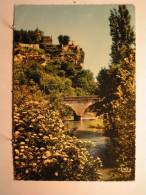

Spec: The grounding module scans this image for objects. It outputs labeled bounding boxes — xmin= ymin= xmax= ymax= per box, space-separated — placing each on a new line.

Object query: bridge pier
xmin=74 ymin=114 xmax=82 ymax=121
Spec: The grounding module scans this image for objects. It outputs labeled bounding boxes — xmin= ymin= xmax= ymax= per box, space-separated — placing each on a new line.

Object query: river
xmin=64 ymin=118 xmax=111 ymax=161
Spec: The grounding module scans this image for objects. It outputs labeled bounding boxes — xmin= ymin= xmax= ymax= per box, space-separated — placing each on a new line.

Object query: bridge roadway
xmin=63 ymin=96 xmax=98 ymax=120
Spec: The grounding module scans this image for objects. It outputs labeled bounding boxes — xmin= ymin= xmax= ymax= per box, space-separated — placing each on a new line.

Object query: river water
xmin=64 ymin=118 xmax=110 ymax=160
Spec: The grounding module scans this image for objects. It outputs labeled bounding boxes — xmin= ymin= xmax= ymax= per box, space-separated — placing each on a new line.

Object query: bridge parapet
xmin=63 ymin=96 xmax=99 ymax=101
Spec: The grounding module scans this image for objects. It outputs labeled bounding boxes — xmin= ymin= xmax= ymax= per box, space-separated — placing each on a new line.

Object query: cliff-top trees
xmin=14 ymin=28 xmax=44 ymax=44
xmin=58 ymin=35 xmax=70 ymax=46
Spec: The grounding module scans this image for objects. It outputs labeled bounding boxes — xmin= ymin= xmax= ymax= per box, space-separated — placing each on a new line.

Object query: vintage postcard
xmin=0 ymin=0 xmax=146 ymax=195
xmin=12 ymin=4 xmax=135 ymax=181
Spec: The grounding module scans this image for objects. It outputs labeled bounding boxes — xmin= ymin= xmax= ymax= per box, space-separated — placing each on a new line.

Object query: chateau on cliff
xmin=14 ymin=28 xmax=84 ymax=69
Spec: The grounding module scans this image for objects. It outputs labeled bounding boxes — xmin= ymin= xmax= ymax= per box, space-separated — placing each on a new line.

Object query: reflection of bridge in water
xmin=63 ymin=96 xmax=99 ymax=121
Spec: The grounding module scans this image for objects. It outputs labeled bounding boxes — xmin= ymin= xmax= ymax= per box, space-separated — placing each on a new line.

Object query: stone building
xmin=41 ymin=36 xmax=52 ymax=45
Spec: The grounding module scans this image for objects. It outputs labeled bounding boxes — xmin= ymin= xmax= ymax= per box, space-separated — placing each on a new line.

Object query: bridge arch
xmin=62 ymin=104 xmax=76 ymax=119
xmin=63 ymin=96 xmax=98 ymax=120
xmin=83 ymin=102 xmax=97 ymax=116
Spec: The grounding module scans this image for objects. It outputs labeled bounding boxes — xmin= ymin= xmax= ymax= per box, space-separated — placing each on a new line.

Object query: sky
xmin=14 ymin=4 xmax=135 ymax=78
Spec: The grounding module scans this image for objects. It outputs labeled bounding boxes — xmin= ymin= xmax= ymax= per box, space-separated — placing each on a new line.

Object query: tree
xmin=58 ymin=35 xmax=70 ymax=46
xmin=61 ymin=62 xmax=76 ymax=78
xmin=13 ymin=28 xmax=44 ymax=44
xmin=96 ymin=67 xmax=119 ymax=131
xmin=34 ymin=27 xmax=44 ymax=43
xmin=40 ymin=73 xmax=75 ymax=96
xmin=97 ymin=5 xmax=135 ymax=134
xmin=63 ymin=35 xmax=70 ymax=45
xmin=108 ymin=49 xmax=135 ymax=179
xmin=73 ymin=69 xmax=96 ymax=95
xmin=108 ymin=6 xmax=135 ymax=176
xmin=109 ymin=5 xmax=135 ymax=65
xmin=25 ymin=64 xmax=41 ymax=84
xmin=96 ymin=5 xmax=135 ymax=179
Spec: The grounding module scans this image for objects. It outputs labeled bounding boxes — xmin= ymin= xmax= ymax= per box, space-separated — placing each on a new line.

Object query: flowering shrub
xmin=13 ymin=86 xmax=102 ymax=180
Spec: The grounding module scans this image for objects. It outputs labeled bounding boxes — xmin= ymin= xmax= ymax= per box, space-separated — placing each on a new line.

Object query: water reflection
xmin=65 ymin=119 xmax=99 ymax=131
xmin=64 ymin=118 xmax=110 ymax=159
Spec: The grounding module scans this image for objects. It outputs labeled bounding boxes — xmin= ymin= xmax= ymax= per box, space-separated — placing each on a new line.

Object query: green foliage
xmin=14 ymin=28 xmax=44 ymax=44
xmin=110 ymin=50 xmax=135 ymax=171
xmin=14 ymin=34 xmax=96 ymax=98
xmin=74 ymin=87 xmax=88 ymax=96
xmin=40 ymin=73 xmax=75 ymax=96
xmin=25 ymin=64 xmax=42 ymax=83
xmin=96 ymin=5 xmax=135 ymax=179
xmin=13 ymin=86 xmax=102 ymax=180
xmin=73 ymin=70 xmax=97 ymax=95
xmin=109 ymin=5 xmax=135 ymax=65
xmin=13 ymin=31 xmax=98 ymax=181
xmin=58 ymin=35 xmax=70 ymax=45
xmin=61 ymin=62 xmax=76 ymax=78
xmin=13 ymin=63 xmax=27 ymax=85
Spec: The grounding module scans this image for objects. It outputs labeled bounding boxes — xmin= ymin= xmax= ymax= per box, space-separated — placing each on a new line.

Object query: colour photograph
xmin=12 ymin=4 xmax=135 ymax=181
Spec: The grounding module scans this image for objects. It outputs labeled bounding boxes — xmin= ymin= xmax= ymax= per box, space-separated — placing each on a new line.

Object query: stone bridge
xmin=63 ymin=96 xmax=98 ymax=120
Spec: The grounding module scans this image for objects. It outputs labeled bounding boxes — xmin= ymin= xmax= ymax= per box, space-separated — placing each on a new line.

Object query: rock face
xmin=40 ymin=42 xmax=84 ymax=69
xmin=14 ymin=37 xmax=84 ymax=70
xmin=14 ymin=43 xmax=49 ymax=65
xmin=18 ymin=43 xmax=40 ymax=50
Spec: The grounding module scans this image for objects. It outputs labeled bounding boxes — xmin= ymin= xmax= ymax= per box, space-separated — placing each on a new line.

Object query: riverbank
xmin=64 ymin=118 xmax=117 ymax=181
